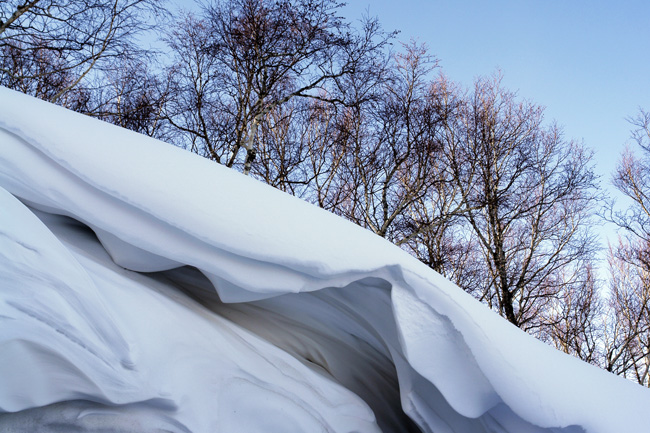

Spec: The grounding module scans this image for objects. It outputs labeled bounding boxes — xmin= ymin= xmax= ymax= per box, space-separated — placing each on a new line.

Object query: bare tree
xmin=321 ymin=42 xmax=447 ymax=244
xmin=396 ymin=75 xmax=486 ymax=295
xmin=0 ymin=40 xmax=89 ymax=109
xmin=604 ymin=239 xmax=650 ymax=386
xmin=602 ymin=240 xmax=650 ymax=386
xmin=445 ymin=74 xmax=600 ymax=332
xmin=0 ymin=0 xmax=164 ymax=102
xmin=296 ymin=98 xmax=354 ymax=210
xmin=609 ymin=109 xmax=650 ymax=242
xmin=89 ymin=58 xmax=169 ymax=138
xmin=165 ymin=0 xmax=392 ymax=174
xmin=540 ymin=264 xmax=602 ymax=365
xmin=164 ymin=13 xmax=228 ymax=158
xmin=604 ymin=109 xmax=650 ymax=386
xmin=251 ymin=98 xmax=312 ymax=193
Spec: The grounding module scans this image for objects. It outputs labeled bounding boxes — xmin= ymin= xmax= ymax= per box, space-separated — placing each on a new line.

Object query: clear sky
xmin=344 ymin=0 xmax=650 ymax=185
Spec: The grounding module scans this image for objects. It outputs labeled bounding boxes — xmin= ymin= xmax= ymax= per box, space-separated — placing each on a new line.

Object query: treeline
xmin=2 ymin=0 xmax=650 ymax=386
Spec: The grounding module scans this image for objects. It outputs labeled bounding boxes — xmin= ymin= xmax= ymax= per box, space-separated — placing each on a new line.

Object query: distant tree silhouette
xmin=0 ymin=0 xmax=163 ymax=103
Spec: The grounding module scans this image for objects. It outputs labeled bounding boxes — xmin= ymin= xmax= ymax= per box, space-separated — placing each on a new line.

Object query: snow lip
xmin=1 ymin=86 xmax=650 ymax=432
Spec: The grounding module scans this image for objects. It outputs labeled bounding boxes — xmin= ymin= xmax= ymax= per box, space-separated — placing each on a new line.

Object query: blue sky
xmin=344 ymin=0 xmax=650 ymax=185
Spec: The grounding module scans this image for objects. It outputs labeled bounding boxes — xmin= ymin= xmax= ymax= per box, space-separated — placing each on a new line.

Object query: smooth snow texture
xmin=0 ymin=86 xmax=648 ymax=432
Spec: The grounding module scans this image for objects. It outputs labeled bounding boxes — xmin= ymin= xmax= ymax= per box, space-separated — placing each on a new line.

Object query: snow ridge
xmin=1 ymin=86 xmax=648 ymax=432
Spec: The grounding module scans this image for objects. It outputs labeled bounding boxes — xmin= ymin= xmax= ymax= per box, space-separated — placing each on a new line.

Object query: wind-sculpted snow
xmin=0 ymin=86 xmax=648 ymax=432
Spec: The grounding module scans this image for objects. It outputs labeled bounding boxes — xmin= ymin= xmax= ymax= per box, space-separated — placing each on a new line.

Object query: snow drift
xmin=0 ymin=86 xmax=648 ymax=432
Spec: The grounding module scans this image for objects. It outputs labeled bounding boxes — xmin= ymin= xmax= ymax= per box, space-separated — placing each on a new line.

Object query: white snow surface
xmin=0 ymin=86 xmax=647 ymax=432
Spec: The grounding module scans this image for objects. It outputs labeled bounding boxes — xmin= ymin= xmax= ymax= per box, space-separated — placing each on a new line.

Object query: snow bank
xmin=0 ymin=86 xmax=648 ymax=432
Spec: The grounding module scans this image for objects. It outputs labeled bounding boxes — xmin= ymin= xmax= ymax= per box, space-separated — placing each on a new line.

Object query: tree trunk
xmin=243 ymin=114 xmax=261 ymax=175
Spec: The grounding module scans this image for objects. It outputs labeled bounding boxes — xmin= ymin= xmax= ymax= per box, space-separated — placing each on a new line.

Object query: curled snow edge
xmin=0 ymin=86 xmax=647 ymax=433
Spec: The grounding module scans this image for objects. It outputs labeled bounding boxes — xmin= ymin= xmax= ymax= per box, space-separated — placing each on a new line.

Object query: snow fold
xmin=0 ymin=86 xmax=648 ymax=432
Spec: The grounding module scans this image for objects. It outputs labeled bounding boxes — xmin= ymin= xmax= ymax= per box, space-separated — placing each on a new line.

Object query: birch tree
xmin=604 ymin=109 xmax=650 ymax=386
xmin=165 ymin=0 xmax=391 ymax=174
xmin=447 ymin=74 xmax=600 ymax=332
xmin=328 ymin=42 xmax=446 ymax=243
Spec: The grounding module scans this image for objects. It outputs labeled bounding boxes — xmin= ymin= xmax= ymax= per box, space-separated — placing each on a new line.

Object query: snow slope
xmin=0 ymin=86 xmax=648 ymax=432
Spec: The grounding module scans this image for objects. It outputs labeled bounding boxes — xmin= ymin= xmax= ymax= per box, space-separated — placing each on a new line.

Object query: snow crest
xmin=0 ymin=86 xmax=648 ymax=432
